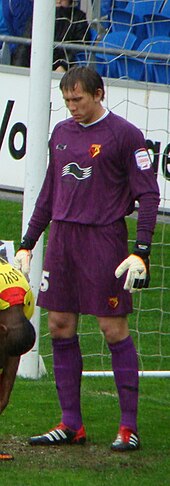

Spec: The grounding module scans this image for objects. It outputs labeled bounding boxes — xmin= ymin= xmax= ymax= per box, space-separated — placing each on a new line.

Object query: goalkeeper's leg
xmin=29 ymin=313 xmax=86 ymax=446
xmin=98 ymin=316 xmax=139 ymax=452
xmin=52 ymin=334 xmax=83 ymax=431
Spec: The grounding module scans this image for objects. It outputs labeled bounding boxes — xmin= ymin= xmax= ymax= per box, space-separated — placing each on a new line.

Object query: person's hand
xmin=115 ymin=242 xmax=150 ymax=293
xmin=13 ymin=249 xmax=32 ymax=280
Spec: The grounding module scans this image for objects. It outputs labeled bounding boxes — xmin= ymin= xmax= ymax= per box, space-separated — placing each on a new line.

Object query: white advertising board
xmin=0 ymin=66 xmax=170 ymax=211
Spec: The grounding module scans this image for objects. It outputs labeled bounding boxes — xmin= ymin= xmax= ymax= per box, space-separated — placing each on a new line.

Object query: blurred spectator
xmin=2 ymin=0 xmax=33 ymax=63
xmin=13 ymin=0 xmax=91 ymax=72
xmin=54 ymin=0 xmax=91 ymax=71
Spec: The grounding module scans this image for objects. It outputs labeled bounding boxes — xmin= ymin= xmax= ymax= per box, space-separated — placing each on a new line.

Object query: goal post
xmin=16 ymin=0 xmax=170 ymax=378
xmin=17 ymin=0 xmax=56 ymax=378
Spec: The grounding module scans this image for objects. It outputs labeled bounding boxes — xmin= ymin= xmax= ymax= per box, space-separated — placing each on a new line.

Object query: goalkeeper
xmin=14 ymin=66 xmax=159 ymax=452
xmin=0 ymin=257 xmax=35 ymax=460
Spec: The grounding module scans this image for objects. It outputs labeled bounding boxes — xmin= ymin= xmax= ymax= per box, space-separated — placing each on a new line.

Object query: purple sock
xmin=52 ymin=335 xmax=83 ymax=431
xmin=109 ymin=336 xmax=139 ymax=434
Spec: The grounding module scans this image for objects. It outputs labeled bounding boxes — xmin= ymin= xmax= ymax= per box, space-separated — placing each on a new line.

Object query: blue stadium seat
xmin=100 ymin=0 xmax=113 ymax=29
xmin=111 ymin=8 xmax=146 ymax=45
xmin=138 ymin=35 xmax=170 ymax=55
xmin=95 ymin=30 xmax=138 ymax=78
xmin=117 ymin=54 xmax=152 ymax=81
xmin=144 ymin=14 xmax=170 ymax=37
xmin=114 ymin=1 xmax=129 ymax=8
xmin=100 ymin=0 xmax=112 ymax=17
xmin=118 ymin=35 xmax=170 ymax=83
xmin=125 ymin=0 xmax=164 ymax=17
xmin=160 ymin=0 xmax=170 ymax=17
xmin=90 ymin=28 xmax=98 ymax=43
xmin=75 ymin=28 xmax=98 ymax=66
xmin=112 ymin=8 xmax=139 ymax=31
xmin=153 ymin=59 xmax=170 ymax=84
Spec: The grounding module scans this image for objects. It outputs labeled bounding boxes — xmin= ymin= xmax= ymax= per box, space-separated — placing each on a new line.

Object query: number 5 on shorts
xmin=40 ymin=270 xmax=50 ymax=292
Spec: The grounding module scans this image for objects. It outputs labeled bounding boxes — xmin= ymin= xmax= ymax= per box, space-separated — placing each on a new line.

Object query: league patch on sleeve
xmin=135 ymin=148 xmax=151 ymax=170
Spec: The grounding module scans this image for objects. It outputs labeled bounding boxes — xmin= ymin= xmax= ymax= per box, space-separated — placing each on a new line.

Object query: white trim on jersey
xmin=80 ymin=109 xmax=109 ymax=128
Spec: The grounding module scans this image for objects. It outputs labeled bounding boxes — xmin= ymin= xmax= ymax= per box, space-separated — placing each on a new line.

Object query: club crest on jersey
xmin=135 ymin=148 xmax=151 ymax=170
xmin=89 ymin=144 xmax=101 ymax=158
xmin=108 ymin=296 xmax=119 ymax=309
xmin=62 ymin=162 xmax=92 ymax=180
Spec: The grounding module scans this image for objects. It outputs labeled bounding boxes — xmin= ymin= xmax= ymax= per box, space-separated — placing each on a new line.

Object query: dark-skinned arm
xmin=0 ymin=356 xmax=20 ymax=414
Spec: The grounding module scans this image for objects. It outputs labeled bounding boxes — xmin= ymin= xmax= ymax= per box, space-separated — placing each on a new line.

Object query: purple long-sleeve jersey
xmin=26 ymin=111 xmax=160 ymax=244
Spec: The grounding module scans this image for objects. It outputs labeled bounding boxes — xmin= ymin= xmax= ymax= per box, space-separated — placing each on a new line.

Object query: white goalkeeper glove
xmin=13 ymin=235 xmax=36 ymax=280
xmin=115 ymin=242 xmax=150 ymax=293
xmin=13 ymin=249 xmax=32 ymax=280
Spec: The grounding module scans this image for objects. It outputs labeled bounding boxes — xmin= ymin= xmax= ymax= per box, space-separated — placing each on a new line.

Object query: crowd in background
xmin=0 ymin=0 xmax=96 ymax=70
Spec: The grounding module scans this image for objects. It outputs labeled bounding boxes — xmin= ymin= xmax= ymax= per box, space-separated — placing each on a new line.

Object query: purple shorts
xmin=37 ymin=220 xmax=132 ymax=316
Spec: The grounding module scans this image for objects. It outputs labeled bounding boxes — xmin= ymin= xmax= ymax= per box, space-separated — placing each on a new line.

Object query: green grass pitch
xmin=0 ymin=198 xmax=170 ymax=485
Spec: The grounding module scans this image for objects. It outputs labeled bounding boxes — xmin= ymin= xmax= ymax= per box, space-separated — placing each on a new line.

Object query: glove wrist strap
xmin=133 ymin=241 xmax=151 ymax=258
xmin=19 ymin=236 xmax=36 ymax=251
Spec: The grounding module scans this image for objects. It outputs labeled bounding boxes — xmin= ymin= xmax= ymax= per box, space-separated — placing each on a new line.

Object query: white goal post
xmin=16 ymin=0 xmax=170 ymax=378
xmin=18 ymin=0 xmax=56 ymax=378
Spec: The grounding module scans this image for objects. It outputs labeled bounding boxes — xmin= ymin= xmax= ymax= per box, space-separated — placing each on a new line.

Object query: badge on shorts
xmin=108 ymin=296 xmax=119 ymax=309
xmin=135 ymin=148 xmax=151 ymax=170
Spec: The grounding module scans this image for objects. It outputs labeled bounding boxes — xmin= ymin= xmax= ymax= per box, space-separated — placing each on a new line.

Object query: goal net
xmin=17 ymin=0 xmax=170 ymax=377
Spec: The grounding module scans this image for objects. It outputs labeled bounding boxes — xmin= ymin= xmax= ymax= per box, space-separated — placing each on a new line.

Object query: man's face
xmin=62 ymin=81 xmax=103 ymax=125
xmin=56 ymin=0 xmax=71 ymax=7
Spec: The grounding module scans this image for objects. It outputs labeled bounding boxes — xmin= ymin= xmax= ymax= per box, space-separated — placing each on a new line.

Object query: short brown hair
xmin=60 ymin=66 xmax=105 ymax=101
